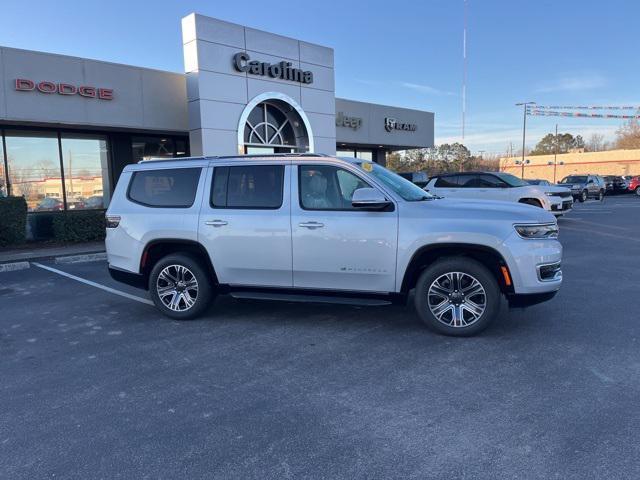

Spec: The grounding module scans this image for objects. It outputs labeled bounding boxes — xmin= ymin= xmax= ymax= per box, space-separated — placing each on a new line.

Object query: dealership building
xmin=0 ymin=13 xmax=434 ymax=237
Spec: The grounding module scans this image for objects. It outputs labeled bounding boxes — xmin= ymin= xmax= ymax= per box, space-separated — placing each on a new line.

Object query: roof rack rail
xmin=137 ymin=156 xmax=209 ymax=164
xmin=137 ymin=152 xmax=330 ymax=164
xmin=214 ymin=153 xmax=330 ymax=159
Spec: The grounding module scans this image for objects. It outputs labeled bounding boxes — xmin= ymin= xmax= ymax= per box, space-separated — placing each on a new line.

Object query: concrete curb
xmin=55 ymin=252 xmax=108 ymax=264
xmin=0 ymin=261 xmax=31 ymax=273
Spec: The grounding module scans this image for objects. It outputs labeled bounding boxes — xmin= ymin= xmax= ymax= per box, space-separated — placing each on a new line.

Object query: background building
xmin=500 ymin=149 xmax=640 ymax=182
xmin=0 ymin=13 xmax=434 ymax=238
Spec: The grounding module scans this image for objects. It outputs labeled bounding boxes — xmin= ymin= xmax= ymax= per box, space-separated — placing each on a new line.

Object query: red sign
xmin=14 ymin=79 xmax=113 ymax=100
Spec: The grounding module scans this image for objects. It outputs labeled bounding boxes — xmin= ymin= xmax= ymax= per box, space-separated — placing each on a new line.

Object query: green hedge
xmin=0 ymin=196 xmax=28 ymax=247
xmin=52 ymin=210 xmax=106 ymax=243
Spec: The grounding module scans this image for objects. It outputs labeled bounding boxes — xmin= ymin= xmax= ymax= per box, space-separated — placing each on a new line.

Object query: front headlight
xmin=545 ymin=192 xmax=555 ymax=196
xmin=514 ymin=223 xmax=559 ymax=239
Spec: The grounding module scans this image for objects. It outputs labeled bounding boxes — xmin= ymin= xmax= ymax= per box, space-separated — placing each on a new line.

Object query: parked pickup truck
xmin=105 ymin=155 xmax=562 ymax=336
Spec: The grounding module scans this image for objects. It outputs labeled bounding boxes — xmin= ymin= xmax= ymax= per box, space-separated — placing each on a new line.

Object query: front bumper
xmin=549 ymin=197 xmax=573 ymax=215
xmin=507 ymin=291 xmax=558 ymax=308
xmin=502 ymin=232 xmax=563 ymax=295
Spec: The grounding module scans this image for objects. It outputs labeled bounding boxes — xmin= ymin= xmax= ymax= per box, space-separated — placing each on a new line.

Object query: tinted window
xmin=456 ymin=174 xmax=478 ymax=187
xmin=493 ymin=172 xmax=529 ymax=187
xmin=128 ymin=168 xmax=201 ymax=208
xmin=211 ymin=165 xmax=284 ymax=209
xmin=561 ymin=176 xmax=587 ymax=184
xmin=299 ymin=165 xmax=371 ymax=210
xmin=435 ymin=176 xmax=458 ymax=187
xmin=476 ymin=174 xmax=507 ymax=188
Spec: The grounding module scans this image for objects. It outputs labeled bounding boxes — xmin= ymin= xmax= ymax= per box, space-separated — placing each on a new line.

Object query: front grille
xmin=538 ymin=262 xmax=562 ymax=282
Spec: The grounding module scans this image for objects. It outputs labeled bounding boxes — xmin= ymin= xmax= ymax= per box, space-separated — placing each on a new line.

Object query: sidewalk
xmin=0 ymin=241 xmax=105 ymax=263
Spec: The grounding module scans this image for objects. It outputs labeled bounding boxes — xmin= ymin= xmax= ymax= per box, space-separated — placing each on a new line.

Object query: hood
xmin=560 ymin=182 xmax=584 ymax=189
xmin=541 ymin=185 xmax=572 ymax=194
xmin=407 ymin=197 xmax=557 ymax=224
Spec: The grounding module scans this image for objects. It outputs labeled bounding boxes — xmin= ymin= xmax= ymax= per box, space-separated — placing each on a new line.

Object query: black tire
xmin=413 ymin=257 xmax=501 ymax=336
xmin=148 ymin=253 xmax=214 ymax=320
xmin=598 ymin=190 xmax=605 ymax=202
xmin=579 ymin=190 xmax=588 ymax=202
xmin=635 ymin=187 xmax=640 ymax=197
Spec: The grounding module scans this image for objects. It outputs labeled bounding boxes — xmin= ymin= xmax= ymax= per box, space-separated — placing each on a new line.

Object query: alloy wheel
xmin=156 ymin=264 xmax=199 ymax=312
xmin=427 ymin=272 xmax=487 ymax=328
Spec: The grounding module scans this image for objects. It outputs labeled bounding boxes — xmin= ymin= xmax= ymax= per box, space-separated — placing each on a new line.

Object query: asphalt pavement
xmin=1 ymin=196 xmax=640 ymax=479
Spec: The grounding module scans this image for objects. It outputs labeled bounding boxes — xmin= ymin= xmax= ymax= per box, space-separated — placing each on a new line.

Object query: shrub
xmin=52 ymin=210 xmax=106 ymax=243
xmin=0 ymin=196 xmax=28 ymax=247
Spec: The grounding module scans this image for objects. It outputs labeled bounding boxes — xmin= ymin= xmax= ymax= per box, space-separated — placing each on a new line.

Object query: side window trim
xmin=209 ymin=164 xmax=285 ymax=210
xmin=297 ymin=163 xmax=374 ymax=212
xmin=126 ymin=167 xmax=202 ymax=209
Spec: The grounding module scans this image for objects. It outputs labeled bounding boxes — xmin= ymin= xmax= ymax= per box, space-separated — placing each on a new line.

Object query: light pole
xmin=553 ymin=123 xmax=558 ymax=183
xmin=516 ymin=101 xmax=536 ymax=178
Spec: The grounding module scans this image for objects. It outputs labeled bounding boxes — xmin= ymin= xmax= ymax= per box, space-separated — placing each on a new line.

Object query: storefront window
xmin=336 ymin=149 xmax=356 ymax=158
xmin=132 ymin=136 xmax=175 ymax=162
xmin=0 ymin=137 xmax=6 ymax=197
xmin=356 ymin=150 xmax=373 ymax=161
xmin=336 ymin=149 xmax=372 ymax=161
xmin=5 ymin=131 xmax=63 ymax=212
xmin=175 ymin=138 xmax=188 ymax=157
xmin=61 ymin=134 xmax=110 ymax=209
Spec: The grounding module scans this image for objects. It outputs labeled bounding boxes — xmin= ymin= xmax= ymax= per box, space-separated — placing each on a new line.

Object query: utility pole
xmin=515 ymin=101 xmax=536 ymax=178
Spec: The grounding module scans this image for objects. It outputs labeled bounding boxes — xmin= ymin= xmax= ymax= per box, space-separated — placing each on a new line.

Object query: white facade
xmin=182 ymin=14 xmax=337 ymax=156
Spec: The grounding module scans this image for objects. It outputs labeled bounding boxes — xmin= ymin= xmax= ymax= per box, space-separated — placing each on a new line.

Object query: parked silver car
xmin=106 ymin=155 xmax=562 ymax=336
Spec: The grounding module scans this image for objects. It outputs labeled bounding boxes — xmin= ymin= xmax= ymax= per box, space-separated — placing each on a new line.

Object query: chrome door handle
xmin=205 ymin=219 xmax=228 ymax=227
xmin=299 ymin=221 xmax=324 ymax=229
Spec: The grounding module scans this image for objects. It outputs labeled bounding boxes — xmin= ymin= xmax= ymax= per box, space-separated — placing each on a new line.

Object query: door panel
xmin=291 ymin=164 xmax=398 ymax=292
xmin=198 ymin=164 xmax=292 ymax=287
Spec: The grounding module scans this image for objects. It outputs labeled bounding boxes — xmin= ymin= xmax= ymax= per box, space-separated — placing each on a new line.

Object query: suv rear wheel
xmin=414 ymin=257 xmax=501 ymax=336
xmin=635 ymin=186 xmax=640 ymax=196
xmin=149 ymin=253 xmax=214 ymax=320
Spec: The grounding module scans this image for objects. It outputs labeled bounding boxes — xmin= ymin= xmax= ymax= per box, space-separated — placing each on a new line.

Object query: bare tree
xmin=585 ymin=133 xmax=609 ymax=152
xmin=615 ymin=118 xmax=640 ymax=149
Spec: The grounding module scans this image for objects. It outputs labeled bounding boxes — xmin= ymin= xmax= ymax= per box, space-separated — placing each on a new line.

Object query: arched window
xmin=242 ymin=100 xmax=310 ymax=154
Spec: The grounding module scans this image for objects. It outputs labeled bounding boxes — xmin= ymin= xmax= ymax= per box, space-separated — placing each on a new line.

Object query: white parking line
xmin=32 ymin=262 xmax=153 ymax=305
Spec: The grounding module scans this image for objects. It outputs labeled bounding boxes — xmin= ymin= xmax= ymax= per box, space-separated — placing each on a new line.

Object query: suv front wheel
xmin=149 ymin=253 xmax=214 ymax=320
xmin=414 ymin=257 xmax=501 ymax=336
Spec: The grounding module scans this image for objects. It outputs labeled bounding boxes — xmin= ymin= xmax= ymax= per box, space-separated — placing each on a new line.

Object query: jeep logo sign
xmin=384 ymin=117 xmax=417 ymax=132
xmin=335 ymin=112 xmax=362 ymax=130
xmin=233 ymin=52 xmax=313 ymax=84
xmin=14 ymin=78 xmax=113 ymax=100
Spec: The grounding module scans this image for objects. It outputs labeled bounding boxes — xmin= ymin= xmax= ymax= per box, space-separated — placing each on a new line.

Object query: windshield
xmin=561 ymin=175 xmax=587 ymax=184
xmin=493 ymin=172 xmax=529 ymax=187
xmin=352 ymin=161 xmax=433 ymax=201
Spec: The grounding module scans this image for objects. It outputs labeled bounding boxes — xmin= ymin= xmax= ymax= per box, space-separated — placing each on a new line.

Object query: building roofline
xmin=0 ymin=45 xmax=184 ymax=77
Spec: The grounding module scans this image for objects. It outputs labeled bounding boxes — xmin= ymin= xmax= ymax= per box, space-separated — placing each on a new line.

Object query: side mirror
xmin=351 ymin=188 xmax=392 ymax=210
xmin=588 ymin=180 xmax=594 ymax=184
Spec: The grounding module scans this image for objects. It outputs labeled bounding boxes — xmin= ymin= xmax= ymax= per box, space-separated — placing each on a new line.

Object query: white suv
xmin=105 ymin=155 xmax=562 ymax=336
xmin=424 ymin=172 xmax=573 ymax=216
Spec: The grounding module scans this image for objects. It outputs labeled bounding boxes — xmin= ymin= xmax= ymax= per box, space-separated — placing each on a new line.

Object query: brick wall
xmin=500 ymin=149 xmax=640 ymax=181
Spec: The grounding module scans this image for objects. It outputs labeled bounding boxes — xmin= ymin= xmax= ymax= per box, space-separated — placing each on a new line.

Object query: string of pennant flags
xmin=531 ymin=105 xmax=640 ymax=110
xmin=527 ymin=109 xmax=640 ymax=119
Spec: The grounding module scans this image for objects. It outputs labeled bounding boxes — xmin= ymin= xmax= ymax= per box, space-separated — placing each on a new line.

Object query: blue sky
xmin=1 ymin=0 xmax=637 ymax=155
